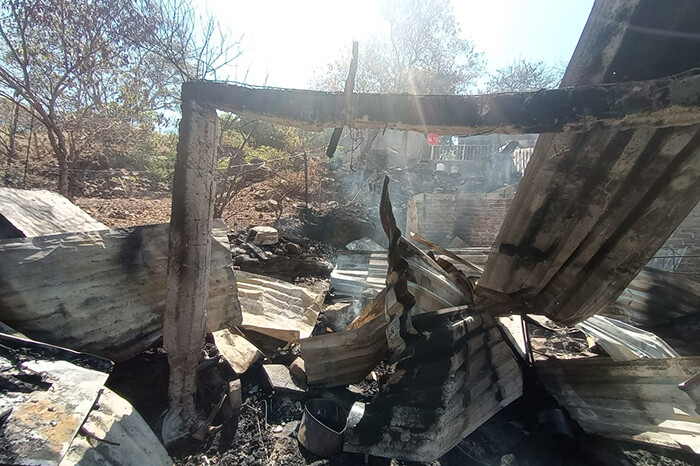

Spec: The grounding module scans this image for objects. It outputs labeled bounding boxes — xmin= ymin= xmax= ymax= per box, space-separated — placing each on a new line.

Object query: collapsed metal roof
xmin=476 ymin=0 xmax=700 ymax=325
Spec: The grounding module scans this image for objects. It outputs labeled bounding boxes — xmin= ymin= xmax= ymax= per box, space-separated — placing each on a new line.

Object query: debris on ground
xmin=0 ymin=331 xmax=171 ymax=466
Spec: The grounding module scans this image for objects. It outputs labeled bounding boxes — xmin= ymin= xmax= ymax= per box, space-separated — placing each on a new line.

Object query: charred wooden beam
xmin=183 ymin=71 xmax=700 ymax=135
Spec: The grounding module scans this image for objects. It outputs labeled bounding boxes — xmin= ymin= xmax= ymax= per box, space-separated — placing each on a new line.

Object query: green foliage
xmin=142 ymin=131 xmax=178 ymax=183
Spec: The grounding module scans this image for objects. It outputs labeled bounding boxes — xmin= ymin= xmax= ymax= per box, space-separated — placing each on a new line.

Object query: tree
xmin=0 ymin=0 xmax=241 ymax=196
xmin=311 ymin=0 xmax=484 ymax=95
xmin=485 ymin=59 xmax=561 ymax=93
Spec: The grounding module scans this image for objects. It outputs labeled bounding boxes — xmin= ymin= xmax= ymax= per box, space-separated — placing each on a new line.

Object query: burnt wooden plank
xmin=183 ymin=72 xmax=700 ymax=136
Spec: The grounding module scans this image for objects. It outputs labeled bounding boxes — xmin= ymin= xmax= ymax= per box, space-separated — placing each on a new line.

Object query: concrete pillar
xmin=164 ymin=94 xmax=218 ymax=418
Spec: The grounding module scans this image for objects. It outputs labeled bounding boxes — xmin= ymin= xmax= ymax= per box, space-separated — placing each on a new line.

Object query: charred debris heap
xmin=2 ymin=1 xmax=700 ymax=464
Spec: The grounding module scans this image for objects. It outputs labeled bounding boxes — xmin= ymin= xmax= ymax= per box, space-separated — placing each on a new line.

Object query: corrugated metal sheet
xmin=538 ymin=356 xmax=700 ymax=453
xmin=0 ymin=333 xmax=112 ymax=466
xmin=60 ymin=388 xmax=172 ymax=466
xmin=0 ymin=187 xmax=106 ymax=239
xmin=345 ymin=308 xmax=523 ymax=462
xmin=311 ymin=180 xmax=523 ymax=461
xmin=237 ymin=271 xmax=322 ymax=342
xmin=600 ymin=268 xmax=700 ymax=327
xmin=330 ymin=248 xmax=488 ymax=304
xmin=300 ymin=289 xmax=388 ymax=386
xmin=577 ymin=315 xmax=679 ymax=361
xmin=477 ymin=0 xmax=700 ymax=325
xmin=329 ymin=252 xmax=385 ymax=303
xmin=0 ymin=220 xmax=241 ymax=361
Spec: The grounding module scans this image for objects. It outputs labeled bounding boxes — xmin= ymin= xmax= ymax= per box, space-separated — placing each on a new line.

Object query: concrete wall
xmin=406 ymin=192 xmax=513 ymax=247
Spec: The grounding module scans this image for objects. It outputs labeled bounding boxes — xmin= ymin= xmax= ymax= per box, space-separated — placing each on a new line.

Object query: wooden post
xmin=303 ymin=151 xmax=308 ymax=210
xmin=164 ymin=93 xmax=218 ymax=419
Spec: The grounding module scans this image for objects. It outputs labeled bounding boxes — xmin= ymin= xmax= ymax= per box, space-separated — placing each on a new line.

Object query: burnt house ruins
xmin=1 ymin=0 xmax=700 ymax=464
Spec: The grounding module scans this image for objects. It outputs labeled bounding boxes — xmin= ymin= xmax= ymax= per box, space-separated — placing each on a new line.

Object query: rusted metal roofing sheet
xmin=0 ymin=220 xmax=241 ymax=361
xmin=538 ymin=356 xmax=700 ymax=453
xmin=477 ymin=0 xmax=700 ymax=325
xmin=0 ymin=332 xmax=112 ymax=466
xmin=0 ymin=187 xmax=106 ymax=239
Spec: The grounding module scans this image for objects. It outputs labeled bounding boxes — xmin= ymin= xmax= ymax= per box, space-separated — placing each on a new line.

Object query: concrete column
xmin=164 ymin=94 xmax=218 ymax=418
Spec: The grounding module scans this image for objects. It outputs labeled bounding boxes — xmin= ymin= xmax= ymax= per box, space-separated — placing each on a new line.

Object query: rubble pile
xmin=2 ymin=168 xmax=700 ymax=464
xmin=229 ymin=226 xmax=335 ymax=282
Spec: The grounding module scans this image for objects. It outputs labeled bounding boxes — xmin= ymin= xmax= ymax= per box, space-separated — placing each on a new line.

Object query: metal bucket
xmin=297 ymin=398 xmax=348 ymax=457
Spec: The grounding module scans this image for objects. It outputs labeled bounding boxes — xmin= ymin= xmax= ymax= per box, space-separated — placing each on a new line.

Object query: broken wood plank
xmin=477 ymin=0 xmax=700 ymax=325
xmin=0 ymin=221 xmax=241 ymax=361
xmin=182 ymin=71 xmax=700 ymax=136
xmin=537 ymin=356 xmax=700 ymax=453
xmin=212 ymin=329 xmax=263 ymax=375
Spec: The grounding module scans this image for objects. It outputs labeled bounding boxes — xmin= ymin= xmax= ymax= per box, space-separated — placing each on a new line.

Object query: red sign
xmin=426 ymin=133 xmax=440 ymax=146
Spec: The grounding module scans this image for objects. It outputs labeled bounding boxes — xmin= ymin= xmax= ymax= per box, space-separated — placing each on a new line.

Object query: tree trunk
xmin=7 ymin=98 xmax=19 ymax=161
xmin=57 ymin=155 xmax=69 ymax=197
xmin=4 ymin=97 xmax=20 ymax=184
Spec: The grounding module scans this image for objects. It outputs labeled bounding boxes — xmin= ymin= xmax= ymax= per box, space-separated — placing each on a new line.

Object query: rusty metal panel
xmin=0 ymin=187 xmax=106 ymax=239
xmin=0 ymin=333 xmax=112 ymax=466
xmin=59 ymin=388 xmax=172 ymax=466
xmin=0 ymin=220 xmax=241 ymax=361
xmin=538 ymin=356 xmax=700 ymax=453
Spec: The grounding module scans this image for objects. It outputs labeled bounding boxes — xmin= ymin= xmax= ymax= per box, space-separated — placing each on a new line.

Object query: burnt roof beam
xmin=183 ymin=71 xmax=700 ymax=135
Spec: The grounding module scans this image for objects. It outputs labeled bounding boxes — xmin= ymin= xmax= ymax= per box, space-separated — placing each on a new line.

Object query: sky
xmin=195 ymin=0 xmax=595 ymax=90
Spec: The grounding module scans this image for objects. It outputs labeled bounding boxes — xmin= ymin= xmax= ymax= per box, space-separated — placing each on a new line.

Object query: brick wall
xmin=657 ymin=202 xmax=700 ymax=276
xmin=406 ymin=193 xmax=513 ymax=247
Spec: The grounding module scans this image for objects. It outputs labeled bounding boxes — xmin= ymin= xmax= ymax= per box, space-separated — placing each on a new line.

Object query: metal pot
xmin=298 ymin=398 xmax=348 ymax=457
